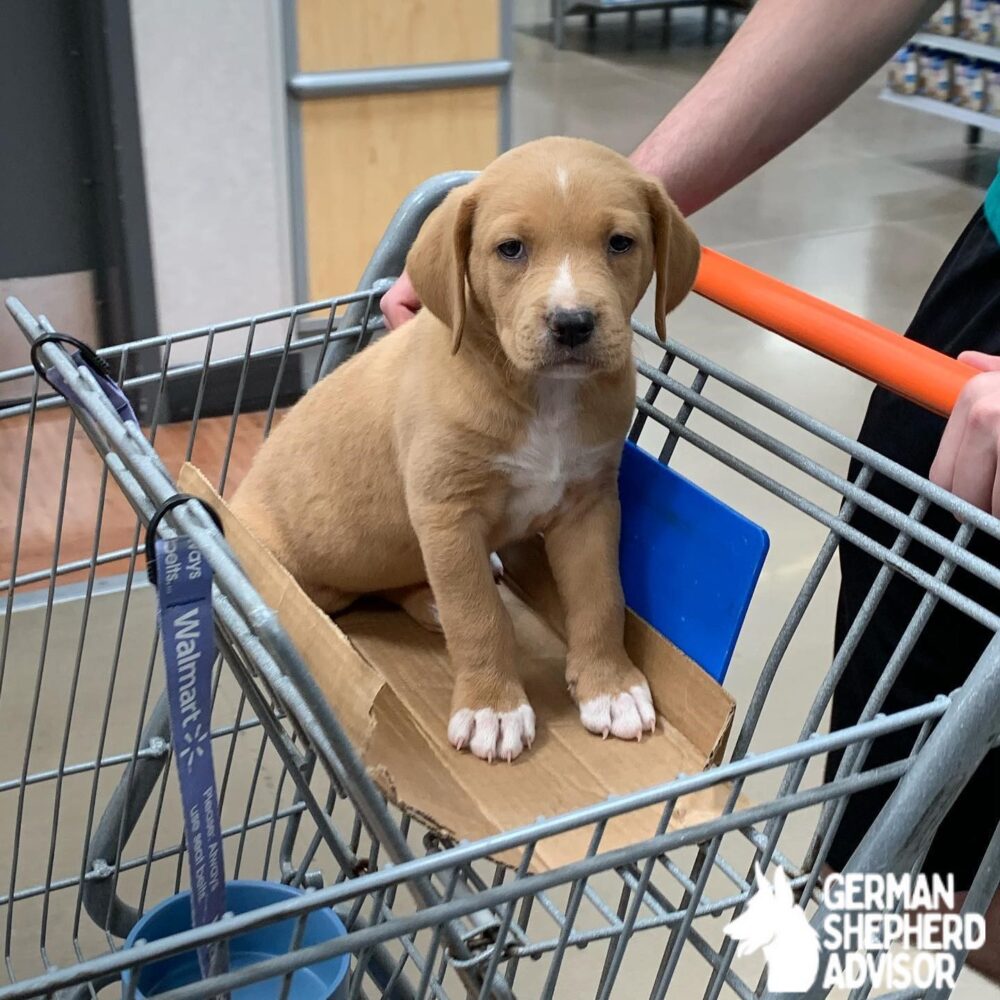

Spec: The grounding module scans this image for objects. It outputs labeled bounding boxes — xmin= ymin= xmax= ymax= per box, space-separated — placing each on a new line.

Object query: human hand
xmin=381 ymin=270 xmax=421 ymax=329
xmin=929 ymin=351 xmax=1000 ymax=517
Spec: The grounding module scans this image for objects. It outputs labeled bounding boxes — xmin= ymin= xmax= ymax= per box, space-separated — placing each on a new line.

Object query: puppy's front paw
xmin=448 ymin=703 xmax=535 ymax=763
xmin=579 ymin=685 xmax=656 ymax=741
xmin=569 ymin=656 xmax=657 ymax=741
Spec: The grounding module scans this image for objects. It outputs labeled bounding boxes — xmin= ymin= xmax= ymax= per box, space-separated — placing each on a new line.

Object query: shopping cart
xmin=1 ymin=172 xmax=999 ymax=1000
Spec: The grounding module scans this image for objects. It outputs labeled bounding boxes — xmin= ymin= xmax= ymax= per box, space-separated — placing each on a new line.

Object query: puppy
xmin=231 ymin=137 xmax=699 ymax=762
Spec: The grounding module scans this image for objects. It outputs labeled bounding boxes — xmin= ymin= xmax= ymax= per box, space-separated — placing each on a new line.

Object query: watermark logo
xmin=724 ymin=864 xmax=820 ymax=992
xmin=725 ymin=869 xmax=986 ymax=993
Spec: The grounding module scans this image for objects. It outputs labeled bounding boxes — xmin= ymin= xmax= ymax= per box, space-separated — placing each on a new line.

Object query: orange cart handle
xmin=693 ymin=248 xmax=978 ymax=417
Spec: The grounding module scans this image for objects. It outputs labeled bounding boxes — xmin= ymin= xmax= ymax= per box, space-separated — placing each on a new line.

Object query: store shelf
xmin=880 ymin=87 xmax=1000 ymax=132
xmin=550 ymin=0 xmax=748 ymax=49
xmin=912 ymin=31 xmax=1000 ymax=61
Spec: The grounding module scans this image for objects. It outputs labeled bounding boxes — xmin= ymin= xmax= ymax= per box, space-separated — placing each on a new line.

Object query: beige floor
xmin=1 ymin=5 xmax=999 ymax=998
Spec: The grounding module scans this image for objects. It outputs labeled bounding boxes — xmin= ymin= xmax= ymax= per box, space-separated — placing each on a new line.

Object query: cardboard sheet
xmin=179 ymin=464 xmax=741 ymax=870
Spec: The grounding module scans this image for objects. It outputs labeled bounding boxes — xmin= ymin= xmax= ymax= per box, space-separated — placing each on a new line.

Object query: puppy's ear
xmin=405 ymin=187 xmax=477 ymax=353
xmin=645 ymin=178 xmax=700 ymax=340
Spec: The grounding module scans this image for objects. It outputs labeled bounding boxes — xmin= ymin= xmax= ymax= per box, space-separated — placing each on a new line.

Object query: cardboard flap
xmin=179 ymin=463 xmax=743 ymax=872
xmin=179 ymin=465 xmax=384 ymax=750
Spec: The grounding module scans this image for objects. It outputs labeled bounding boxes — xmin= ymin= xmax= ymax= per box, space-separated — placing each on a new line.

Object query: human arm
xmin=635 ymin=0 xmax=1000 ymax=518
xmin=629 ymin=0 xmax=941 ymax=214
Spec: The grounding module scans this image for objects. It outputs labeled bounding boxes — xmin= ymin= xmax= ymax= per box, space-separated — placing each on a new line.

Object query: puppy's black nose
xmin=548 ymin=308 xmax=595 ymax=348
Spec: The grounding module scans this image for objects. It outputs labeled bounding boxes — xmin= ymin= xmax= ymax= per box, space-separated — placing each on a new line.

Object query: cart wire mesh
xmin=1 ymin=174 xmax=999 ymax=1000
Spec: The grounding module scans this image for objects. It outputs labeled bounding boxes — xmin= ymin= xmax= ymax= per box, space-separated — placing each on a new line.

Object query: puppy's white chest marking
xmin=495 ymin=378 xmax=612 ymax=539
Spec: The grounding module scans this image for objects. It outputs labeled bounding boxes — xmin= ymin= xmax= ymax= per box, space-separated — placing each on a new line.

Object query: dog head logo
xmin=724 ymin=864 xmax=820 ymax=993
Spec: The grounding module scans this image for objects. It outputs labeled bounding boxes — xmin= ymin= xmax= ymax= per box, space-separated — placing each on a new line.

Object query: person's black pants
xmin=826 ymin=207 xmax=1000 ymax=891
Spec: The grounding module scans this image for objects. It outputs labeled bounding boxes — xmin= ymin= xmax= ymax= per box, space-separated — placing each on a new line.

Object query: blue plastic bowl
xmin=122 ymin=881 xmax=349 ymax=1000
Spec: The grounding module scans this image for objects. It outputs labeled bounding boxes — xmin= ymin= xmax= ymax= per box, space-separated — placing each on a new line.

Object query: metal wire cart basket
xmin=1 ymin=173 xmax=999 ymax=1000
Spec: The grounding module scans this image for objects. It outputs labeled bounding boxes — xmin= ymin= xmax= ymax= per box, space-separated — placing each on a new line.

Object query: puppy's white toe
xmin=448 ymin=708 xmax=476 ymax=749
xmin=469 ymin=710 xmax=500 ymax=760
xmin=579 ymin=684 xmax=656 ymax=741
xmin=449 ymin=704 xmax=535 ymax=762
xmin=506 ymin=703 xmax=536 ymax=754
xmin=489 ymin=552 xmax=504 ymax=580
xmin=579 ymin=695 xmax=613 ymax=737
xmin=610 ymin=693 xmax=643 ymax=740
xmin=627 ymin=683 xmax=657 ymax=733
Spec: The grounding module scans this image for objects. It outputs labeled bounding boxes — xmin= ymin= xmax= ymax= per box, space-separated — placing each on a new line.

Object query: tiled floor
xmin=1 ymin=4 xmax=998 ymax=997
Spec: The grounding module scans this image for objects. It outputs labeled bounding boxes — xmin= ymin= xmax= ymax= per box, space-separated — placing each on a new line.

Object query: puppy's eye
xmin=497 ymin=240 xmax=525 ymax=260
xmin=608 ymin=234 xmax=634 ymax=254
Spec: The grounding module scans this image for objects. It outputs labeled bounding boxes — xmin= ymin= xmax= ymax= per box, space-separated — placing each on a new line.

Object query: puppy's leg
xmin=382 ymin=582 xmax=443 ymax=633
xmin=414 ymin=514 xmax=533 ymax=762
xmin=546 ymin=492 xmax=656 ymax=741
xmin=302 ymin=581 xmax=357 ymax=617
xmin=383 ymin=554 xmax=503 ymax=633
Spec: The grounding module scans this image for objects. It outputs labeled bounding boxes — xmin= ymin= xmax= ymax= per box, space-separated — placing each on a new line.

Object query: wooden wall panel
xmin=301 ymin=86 xmax=499 ymax=299
xmin=296 ymin=0 xmax=501 ymax=72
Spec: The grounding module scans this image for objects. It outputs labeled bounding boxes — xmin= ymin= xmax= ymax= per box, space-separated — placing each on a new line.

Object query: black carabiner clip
xmin=30 ymin=333 xmax=113 ymax=387
xmin=146 ymin=494 xmax=226 ymax=586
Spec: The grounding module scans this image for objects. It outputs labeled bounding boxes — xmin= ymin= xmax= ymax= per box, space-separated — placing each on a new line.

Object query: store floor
xmin=507 ymin=3 xmax=1000 ymax=998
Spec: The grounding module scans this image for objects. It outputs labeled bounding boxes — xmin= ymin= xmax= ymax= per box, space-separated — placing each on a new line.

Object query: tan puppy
xmin=232 ymin=136 xmax=699 ymax=762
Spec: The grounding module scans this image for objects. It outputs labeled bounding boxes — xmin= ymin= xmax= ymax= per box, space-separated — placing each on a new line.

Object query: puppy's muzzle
xmin=547 ymin=308 xmax=595 ymax=349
